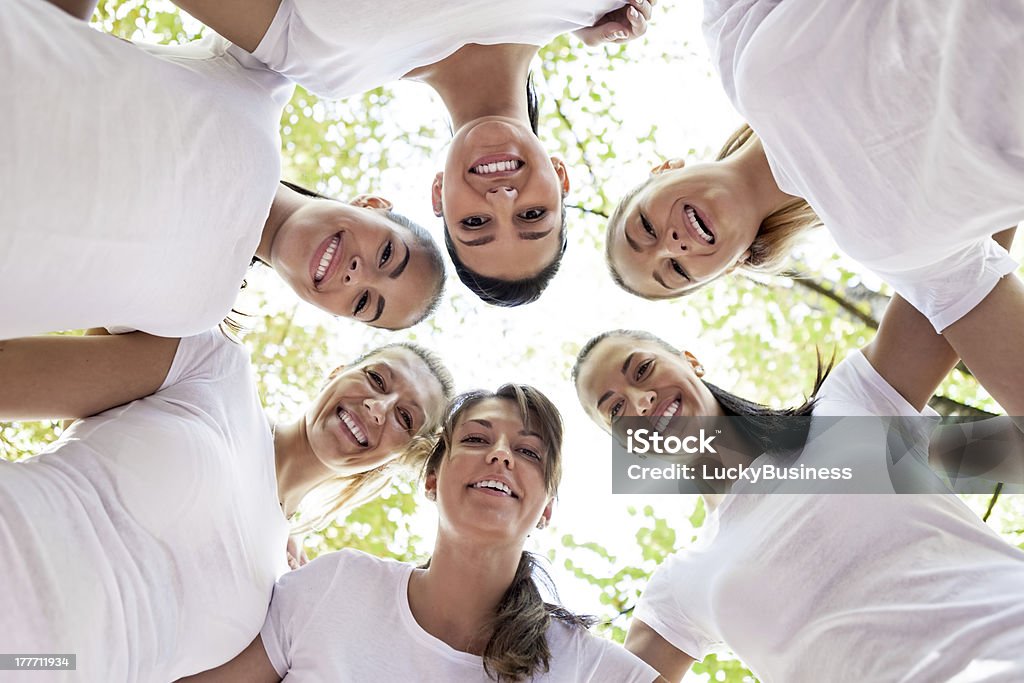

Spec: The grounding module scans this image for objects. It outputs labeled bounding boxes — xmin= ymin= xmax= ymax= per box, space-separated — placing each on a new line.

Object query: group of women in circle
xmin=2 ymin=0 xmax=1023 ymax=681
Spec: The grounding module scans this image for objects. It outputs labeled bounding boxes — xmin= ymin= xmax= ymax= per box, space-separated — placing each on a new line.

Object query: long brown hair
xmin=422 ymin=384 xmax=595 ymax=681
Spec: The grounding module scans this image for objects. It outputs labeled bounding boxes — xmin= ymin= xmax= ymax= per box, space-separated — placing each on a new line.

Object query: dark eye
xmin=610 ymin=399 xmax=624 ymax=419
xmin=461 ymin=216 xmax=489 ymax=228
xmin=379 ymin=241 xmax=393 ymax=268
xmin=461 ymin=435 xmax=487 ymax=444
xmin=518 ymin=447 xmax=542 ymax=461
xmin=670 ymin=259 xmax=689 ymax=281
xmin=367 ymin=370 xmax=386 ymax=391
xmin=519 ymin=208 xmax=546 ymax=221
xmin=398 ymin=407 xmax=413 ymax=431
xmin=354 ymin=291 xmax=369 ymax=315
xmin=641 ymin=214 xmax=656 ymax=238
xmin=637 ymin=359 xmax=653 ymax=381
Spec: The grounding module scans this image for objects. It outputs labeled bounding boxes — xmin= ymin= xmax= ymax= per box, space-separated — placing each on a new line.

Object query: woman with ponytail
xmin=181 ymin=384 xmax=659 ymax=682
xmin=604 ymin=1 xmax=1024 ymax=415
xmin=572 ymin=291 xmax=1024 ymax=681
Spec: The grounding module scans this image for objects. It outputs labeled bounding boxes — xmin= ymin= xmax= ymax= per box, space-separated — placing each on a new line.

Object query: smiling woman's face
xmin=575 ymin=335 xmax=724 ymax=433
xmin=607 ymin=161 xmax=760 ymax=298
xmin=270 ymin=198 xmax=440 ymax=329
xmin=434 ymin=117 xmax=569 ymax=281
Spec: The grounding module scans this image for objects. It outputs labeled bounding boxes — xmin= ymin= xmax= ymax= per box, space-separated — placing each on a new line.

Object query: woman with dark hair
xmin=179 ymin=384 xmax=660 ymax=682
xmin=572 ymin=291 xmax=1024 ymax=681
xmin=604 ymin=0 xmax=1024 ymax=414
xmin=0 ymin=328 xmax=454 ymax=680
xmin=163 ymin=0 xmax=656 ymax=306
xmin=1 ymin=0 xmax=445 ymax=339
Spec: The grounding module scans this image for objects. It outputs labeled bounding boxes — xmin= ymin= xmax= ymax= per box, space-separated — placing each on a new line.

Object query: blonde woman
xmin=605 ymin=0 xmax=1024 ymax=415
xmin=181 ymin=385 xmax=660 ymax=682
xmin=0 ymin=329 xmax=452 ymax=681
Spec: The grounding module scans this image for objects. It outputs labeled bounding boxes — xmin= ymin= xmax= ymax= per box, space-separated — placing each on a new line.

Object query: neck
xmin=407 ymin=531 xmax=525 ymax=654
xmin=407 ymin=43 xmax=537 ymax=131
xmin=273 ymin=418 xmax=334 ymax=518
xmin=255 ymin=184 xmax=303 ymax=265
xmin=730 ymin=136 xmax=799 ymax=219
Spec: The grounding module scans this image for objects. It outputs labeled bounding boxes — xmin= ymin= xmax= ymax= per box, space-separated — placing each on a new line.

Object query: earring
xmin=425 ymin=489 xmax=436 ymax=501
xmin=536 ymin=518 xmax=548 ymax=530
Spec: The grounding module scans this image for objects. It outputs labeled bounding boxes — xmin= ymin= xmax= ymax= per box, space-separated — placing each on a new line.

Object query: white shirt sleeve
xmin=157 ymin=328 xmax=245 ymax=392
xmin=259 ymin=553 xmax=344 ymax=677
xmin=633 ymin=552 xmax=719 ymax=662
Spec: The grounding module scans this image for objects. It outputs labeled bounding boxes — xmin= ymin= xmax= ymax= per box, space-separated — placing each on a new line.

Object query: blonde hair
xmin=716 ymin=123 xmax=821 ymax=275
xmin=290 ymin=343 xmax=454 ymax=533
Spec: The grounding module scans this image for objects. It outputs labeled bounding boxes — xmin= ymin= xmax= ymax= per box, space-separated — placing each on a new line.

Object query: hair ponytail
xmin=482 ymin=552 xmax=597 ymax=682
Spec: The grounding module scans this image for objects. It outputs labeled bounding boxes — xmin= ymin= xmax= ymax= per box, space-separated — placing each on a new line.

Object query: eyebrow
xmin=389 ymin=240 xmax=410 ymax=279
xmin=368 ymin=296 xmax=385 ymax=323
xmin=653 ymin=272 xmax=673 ymax=290
xmin=595 ymin=352 xmax=635 ymax=410
xmin=456 ymin=234 xmax=495 ymax=247
xmin=624 ymin=221 xmax=642 ymax=253
xmin=520 ymin=229 xmax=554 ymax=241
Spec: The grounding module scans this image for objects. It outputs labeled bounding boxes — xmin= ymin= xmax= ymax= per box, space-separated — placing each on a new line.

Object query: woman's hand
xmin=574 ymin=0 xmax=656 ymax=46
xmin=286 ymin=535 xmax=309 ymax=571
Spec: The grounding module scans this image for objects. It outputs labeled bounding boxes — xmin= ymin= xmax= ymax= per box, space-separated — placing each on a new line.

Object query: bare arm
xmin=176 ymin=635 xmax=280 ymax=683
xmin=41 ymin=0 xmax=98 ymax=21
xmin=862 ymin=228 xmax=1018 ymax=412
xmin=0 ymin=332 xmax=179 ymax=421
xmin=170 ymin=0 xmax=281 ymax=53
xmin=625 ymin=619 xmax=694 ymax=683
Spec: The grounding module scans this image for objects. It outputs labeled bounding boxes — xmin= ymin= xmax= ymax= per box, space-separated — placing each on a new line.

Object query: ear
xmin=537 ymin=498 xmax=554 ymax=529
xmin=424 ymin=471 xmax=438 ymax=502
xmin=550 ymin=157 xmax=570 ymax=196
xmin=326 ymin=364 xmax=347 ymax=380
xmin=350 ymin=194 xmax=393 ymax=211
xmin=683 ymin=351 xmax=705 ymax=377
xmin=431 ymin=172 xmax=444 ymax=217
xmin=651 ymin=158 xmax=686 ymax=175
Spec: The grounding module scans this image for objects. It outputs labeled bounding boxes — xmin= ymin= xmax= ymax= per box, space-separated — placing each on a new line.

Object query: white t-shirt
xmin=703 ymin=0 xmax=1022 ymax=331
xmin=0 ymin=0 xmax=294 ymax=339
xmin=634 ymin=352 xmax=1024 ymax=682
xmin=246 ymin=0 xmax=623 ymax=99
xmin=260 ymin=549 xmax=658 ymax=682
xmin=0 ymin=330 xmax=289 ymax=682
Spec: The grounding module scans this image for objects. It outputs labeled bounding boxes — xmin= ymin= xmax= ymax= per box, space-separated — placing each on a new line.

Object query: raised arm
xmin=0 ymin=332 xmax=179 ymax=421
xmin=176 ymin=635 xmax=280 ymax=683
xmin=862 ymin=228 xmax=1018 ymax=412
xmin=625 ymin=619 xmax=694 ymax=683
xmin=170 ymin=0 xmax=281 ymax=53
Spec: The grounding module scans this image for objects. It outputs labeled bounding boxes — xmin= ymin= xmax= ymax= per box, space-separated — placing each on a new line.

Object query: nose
xmin=343 ymin=256 xmax=364 ymax=285
xmin=485 ymin=186 xmax=518 ymax=204
xmin=486 ymin=435 xmax=514 ymax=467
xmin=364 ymin=393 xmax=397 ymax=426
xmin=662 ymin=228 xmax=687 ymax=255
xmin=630 ymin=390 xmax=657 ymax=416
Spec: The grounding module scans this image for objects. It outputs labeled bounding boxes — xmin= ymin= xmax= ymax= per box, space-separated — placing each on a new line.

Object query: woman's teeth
xmin=654 ymin=400 xmax=681 ymax=432
xmin=315 ymin=235 xmax=340 ymax=283
xmin=685 ymin=206 xmax=714 ymax=244
xmin=472 ymin=480 xmax=513 ymax=496
xmin=337 ymin=408 xmax=368 ymax=446
xmin=472 ymin=160 xmax=523 ymax=175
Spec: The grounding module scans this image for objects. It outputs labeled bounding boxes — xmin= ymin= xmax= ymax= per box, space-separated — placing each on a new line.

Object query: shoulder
xmin=160 ymin=327 xmax=251 ymax=391
xmin=813 ymin=350 xmax=936 ymax=418
xmin=546 ymin=620 xmax=657 ymax=682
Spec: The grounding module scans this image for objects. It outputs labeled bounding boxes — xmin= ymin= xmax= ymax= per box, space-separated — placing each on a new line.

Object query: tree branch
xmin=788 ymin=275 xmax=879 ymax=329
xmin=927 ymin=395 xmax=997 ymax=418
xmin=567 ymin=204 xmax=608 ymax=219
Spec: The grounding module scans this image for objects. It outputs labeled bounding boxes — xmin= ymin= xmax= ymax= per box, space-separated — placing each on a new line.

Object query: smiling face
xmin=575 ymin=335 xmax=724 ymax=434
xmin=270 ymin=197 xmax=440 ymax=329
xmin=305 ymin=347 xmax=446 ymax=476
xmin=426 ymin=397 xmax=554 ymax=547
xmin=607 ymin=160 xmax=760 ymax=298
xmin=434 ymin=117 xmax=569 ymax=281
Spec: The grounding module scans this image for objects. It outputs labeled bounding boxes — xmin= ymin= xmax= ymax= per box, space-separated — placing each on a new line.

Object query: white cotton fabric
xmin=0 ymin=0 xmax=294 ymax=339
xmin=245 ymin=0 xmax=623 ymax=99
xmin=0 ymin=330 xmax=289 ymax=682
xmin=634 ymin=351 xmax=1024 ymax=682
xmin=703 ymin=0 xmax=1023 ymax=331
xmin=260 ymin=549 xmax=658 ymax=682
